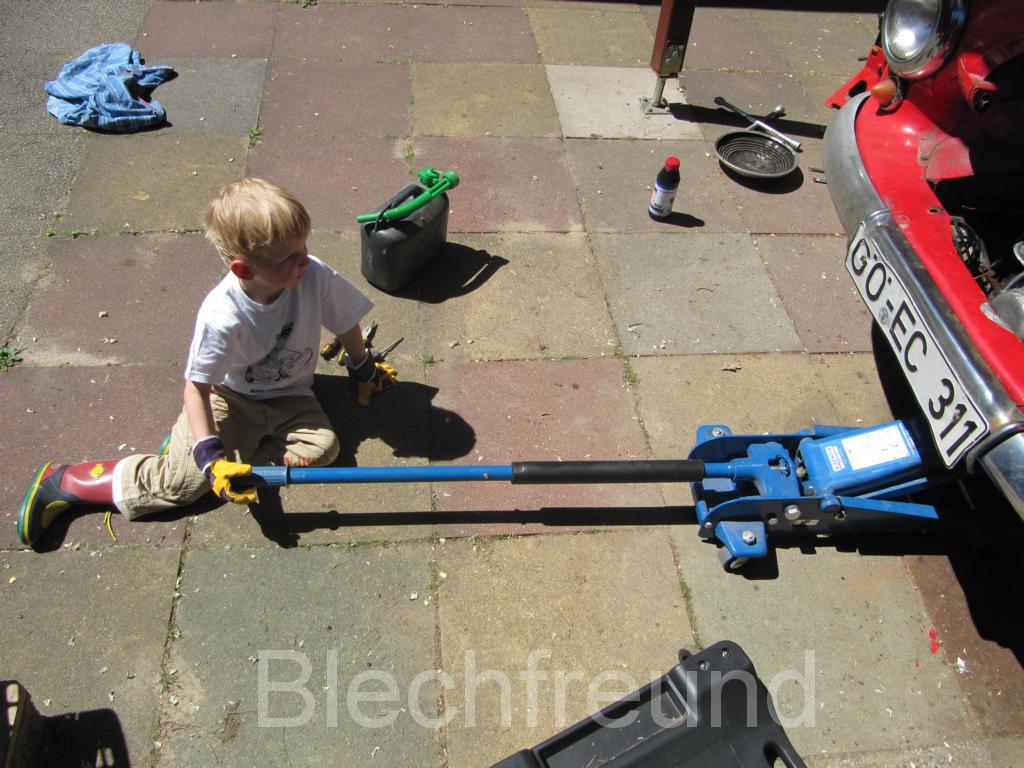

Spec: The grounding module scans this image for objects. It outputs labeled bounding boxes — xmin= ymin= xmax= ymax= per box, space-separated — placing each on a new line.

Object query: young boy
xmin=18 ymin=178 xmax=396 ymax=548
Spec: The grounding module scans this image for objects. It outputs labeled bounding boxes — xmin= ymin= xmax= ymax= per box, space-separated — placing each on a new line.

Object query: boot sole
xmin=18 ymin=462 xmax=54 ymax=546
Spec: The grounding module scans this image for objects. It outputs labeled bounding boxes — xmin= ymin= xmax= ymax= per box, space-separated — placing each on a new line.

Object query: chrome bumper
xmin=823 ymin=93 xmax=1024 ymax=520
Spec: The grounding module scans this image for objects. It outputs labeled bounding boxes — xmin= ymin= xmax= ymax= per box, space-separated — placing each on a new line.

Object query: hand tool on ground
xmin=714 ymin=96 xmax=801 ymax=150
xmin=320 ymin=321 xmax=404 ymax=365
xmin=241 ymin=419 xmax=957 ymax=572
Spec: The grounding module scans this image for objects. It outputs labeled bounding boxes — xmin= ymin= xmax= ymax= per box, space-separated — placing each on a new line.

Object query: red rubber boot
xmin=18 ymin=461 xmax=118 ymax=548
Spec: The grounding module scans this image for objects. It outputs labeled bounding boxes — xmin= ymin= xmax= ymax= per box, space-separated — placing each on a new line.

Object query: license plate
xmin=846 ymin=223 xmax=989 ymax=467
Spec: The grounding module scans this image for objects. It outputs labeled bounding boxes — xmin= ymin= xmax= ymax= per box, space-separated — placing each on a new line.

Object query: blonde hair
xmin=204 ymin=178 xmax=311 ymax=266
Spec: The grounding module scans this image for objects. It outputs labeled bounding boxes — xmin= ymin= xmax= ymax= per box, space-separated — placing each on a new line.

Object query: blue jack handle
xmin=242 ymin=459 xmax=733 ymax=488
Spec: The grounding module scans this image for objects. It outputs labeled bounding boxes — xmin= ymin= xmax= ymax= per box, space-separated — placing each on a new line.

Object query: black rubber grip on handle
xmin=511 ymin=460 xmax=706 ymax=485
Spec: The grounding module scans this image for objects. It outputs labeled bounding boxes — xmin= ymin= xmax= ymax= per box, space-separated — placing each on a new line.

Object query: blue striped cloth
xmin=45 ymin=43 xmax=175 ymax=132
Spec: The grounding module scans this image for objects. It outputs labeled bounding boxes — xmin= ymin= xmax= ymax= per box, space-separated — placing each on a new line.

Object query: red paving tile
xmin=273 ymin=3 xmax=409 ymax=63
xmin=408 ymin=5 xmax=539 ymax=64
xmin=137 ymin=1 xmax=278 ymax=59
xmin=411 ymin=137 xmax=583 ymax=233
xmin=427 ymin=359 xmax=665 ymax=537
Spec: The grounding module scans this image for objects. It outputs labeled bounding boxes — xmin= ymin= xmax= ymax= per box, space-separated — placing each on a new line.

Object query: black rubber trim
xmin=511 ymin=460 xmax=705 ymax=485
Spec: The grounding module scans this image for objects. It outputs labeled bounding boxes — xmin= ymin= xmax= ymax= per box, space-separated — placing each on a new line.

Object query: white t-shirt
xmin=184 ymin=255 xmax=373 ymax=399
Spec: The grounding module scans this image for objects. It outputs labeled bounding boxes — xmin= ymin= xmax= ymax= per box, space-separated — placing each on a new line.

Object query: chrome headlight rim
xmin=881 ymin=0 xmax=969 ymax=79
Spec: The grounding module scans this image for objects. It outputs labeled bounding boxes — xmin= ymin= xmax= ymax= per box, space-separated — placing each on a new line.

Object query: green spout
xmin=356 ymin=168 xmax=460 ymax=224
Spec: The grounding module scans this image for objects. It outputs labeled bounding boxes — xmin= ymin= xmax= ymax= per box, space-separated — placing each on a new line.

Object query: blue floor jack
xmin=242 ymin=419 xmax=949 ymax=572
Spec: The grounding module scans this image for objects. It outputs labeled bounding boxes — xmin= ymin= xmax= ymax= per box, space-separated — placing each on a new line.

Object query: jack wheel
xmin=718 ymin=548 xmax=748 ymax=572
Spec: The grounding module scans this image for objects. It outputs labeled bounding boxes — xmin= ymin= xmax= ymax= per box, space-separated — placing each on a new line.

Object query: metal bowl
xmin=714 ymin=130 xmax=797 ymax=179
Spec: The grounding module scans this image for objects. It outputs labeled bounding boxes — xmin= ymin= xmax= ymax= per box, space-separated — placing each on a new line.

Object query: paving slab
xmin=904 ymin=550 xmax=1024 ymax=737
xmin=437 ymin=531 xmax=694 ymax=766
xmin=669 ymin=527 xmax=976 ymax=756
xmin=0 ymin=366 xmax=190 ymax=551
xmin=808 ymin=352 xmax=894 ymax=427
xmin=248 ymin=133 xmax=410 ymax=231
xmin=546 ymin=65 xmax=703 ymax=140
xmin=187 ymin=369 xmax=437 ymax=550
xmin=155 ymin=545 xmax=441 ymax=767
xmin=631 ymin=353 xmax=840 ymax=507
xmin=0 ymin=232 xmax=48 ymax=341
xmin=20 ymin=233 xmax=224 ymax=368
xmin=137 ymin=1 xmax=278 ymax=60
xmin=0 ymin=546 xmax=179 ymax=765
xmin=526 ymin=7 xmax=653 ymax=67
xmin=274 ymin=3 xmax=409 ymax=62
xmin=565 ymin=138 xmax=745 ymax=233
xmin=418 ymin=233 xmax=616 ymax=363
xmin=755 ymin=234 xmax=873 ymax=353
xmin=153 ymin=59 xmax=266 ymax=136
xmin=62 ymin=134 xmax=247 ymax=234
xmin=592 ymin=232 xmax=802 ymax=355
xmin=261 ymin=60 xmax=409 ymax=139
xmin=747 ymin=9 xmax=878 ymax=77
xmin=682 ymin=13 xmax=790 ymax=73
xmin=411 ymin=137 xmax=583 ymax=233
xmin=412 ymin=63 xmax=560 ymax=139
xmin=806 ymin=741 xmax=998 ymax=767
xmin=427 ymin=359 xmax=664 ymax=537
xmin=682 ymin=69 xmax=825 ymax=135
xmin=408 ymin=5 xmax=538 ymax=64
xmin=0 ymin=131 xmax=84 ymax=236
xmin=718 ymin=138 xmax=843 ymax=236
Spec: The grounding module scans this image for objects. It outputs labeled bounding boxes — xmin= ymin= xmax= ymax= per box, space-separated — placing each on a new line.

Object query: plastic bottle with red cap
xmin=648 ymin=156 xmax=680 ymax=220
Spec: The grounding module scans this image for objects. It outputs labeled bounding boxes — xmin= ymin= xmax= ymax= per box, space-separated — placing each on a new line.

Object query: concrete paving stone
xmin=408 ymin=5 xmax=539 ymax=64
xmin=412 ymin=63 xmax=560 ymax=139
xmin=669 ymin=527 xmax=976 ymax=756
xmin=411 ymin=137 xmax=584 ymax=233
xmin=796 ymin=70 xmax=854 ymax=127
xmin=904 ymin=551 xmax=1024 ymax=737
xmin=427 ymin=359 xmax=664 ymax=537
xmin=437 ymin=531 xmax=694 ymax=766
xmin=546 ymin=65 xmax=703 ymax=140
xmin=152 ymin=58 xmax=266 ymax=136
xmin=0 ymin=0 xmax=148 ymax=58
xmin=0 ymin=547 xmax=180 ymax=766
xmin=755 ymin=234 xmax=873 ymax=353
xmin=681 ymin=68 xmax=826 ymax=136
xmin=806 ymin=741 xmax=996 ymax=767
xmin=591 ymin=232 xmax=802 ymax=355
xmin=0 ymin=232 xmax=48 ymax=341
xmin=808 ymin=353 xmax=895 ymax=427
xmin=0 ymin=131 xmax=84 ymax=236
xmin=247 ymin=133 xmax=410 ymax=231
xmin=155 ymin=545 xmax=441 ymax=767
xmin=526 ymin=7 xmax=654 ymax=67
xmin=187 ymin=368 xmax=437 ymax=550
xmin=682 ymin=13 xmax=790 ymax=73
xmin=274 ymin=3 xmax=409 ymax=62
xmin=747 ymin=9 xmax=879 ymax=77
xmin=565 ymin=138 xmax=745 ymax=234
xmin=988 ymin=738 xmax=1024 ymax=767
xmin=261 ymin=60 xmax=409 ymax=138
xmin=718 ymin=138 xmax=843 ymax=236
xmin=0 ymin=366 xmax=190 ymax=551
xmin=20 ymin=233 xmax=224 ymax=368
xmin=0 ymin=53 xmax=72 ymax=135
xmin=136 ymin=0 xmax=278 ymax=60
xmin=62 ymin=134 xmax=247 ymax=234
xmin=419 ymin=233 xmax=616 ymax=363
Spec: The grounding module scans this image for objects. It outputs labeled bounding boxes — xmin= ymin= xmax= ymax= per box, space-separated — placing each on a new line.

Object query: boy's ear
xmin=230 ymin=259 xmax=254 ymax=280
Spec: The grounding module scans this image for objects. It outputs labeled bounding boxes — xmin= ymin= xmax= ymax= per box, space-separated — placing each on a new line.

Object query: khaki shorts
xmin=113 ymin=386 xmax=339 ymax=520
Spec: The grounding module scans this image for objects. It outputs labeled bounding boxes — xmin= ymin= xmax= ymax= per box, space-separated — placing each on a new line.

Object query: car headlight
xmin=881 ymin=0 xmax=969 ymax=78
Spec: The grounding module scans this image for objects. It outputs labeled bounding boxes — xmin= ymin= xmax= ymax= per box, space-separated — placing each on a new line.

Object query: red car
xmin=823 ymin=0 xmax=1024 ymax=520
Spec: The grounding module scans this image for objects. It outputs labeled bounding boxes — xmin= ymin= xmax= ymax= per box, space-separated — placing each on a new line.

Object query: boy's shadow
xmin=247 ymin=374 xmax=477 ymax=547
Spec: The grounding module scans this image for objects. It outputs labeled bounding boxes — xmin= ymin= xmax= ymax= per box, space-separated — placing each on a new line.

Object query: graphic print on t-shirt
xmin=244 ymin=322 xmax=314 ymax=385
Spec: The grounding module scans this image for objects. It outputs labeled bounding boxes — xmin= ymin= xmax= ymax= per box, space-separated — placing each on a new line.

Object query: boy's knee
xmin=285 ymin=431 xmax=339 ymax=467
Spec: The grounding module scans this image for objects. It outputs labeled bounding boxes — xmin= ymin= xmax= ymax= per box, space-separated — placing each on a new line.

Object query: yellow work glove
xmin=192 ymin=436 xmax=258 ymax=504
xmin=345 ymin=352 xmax=398 ymax=407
